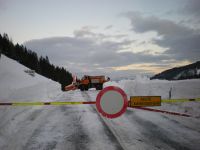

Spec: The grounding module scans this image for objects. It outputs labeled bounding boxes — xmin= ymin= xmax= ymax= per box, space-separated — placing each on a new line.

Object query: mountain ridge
xmin=151 ymin=61 xmax=200 ymax=80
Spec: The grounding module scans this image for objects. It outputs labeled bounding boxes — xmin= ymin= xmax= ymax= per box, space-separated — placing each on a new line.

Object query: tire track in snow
xmin=23 ymin=91 xmax=96 ymax=150
xmin=81 ymin=91 xmax=125 ymax=150
xmin=7 ymin=91 xmax=69 ymax=149
xmin=0 ymin=106 xmax=49 ymax=149
xmin=2 ymin=91 xmax=81 ymax=150
xmin=56 ymin=91 xmax=91 ymax=150
xmin=83 ymin=91 xmax=200 ymax=150
xmin=19 ymin=90 xmax=71 ymax=149
xmin=57 ymin=90 xmax=124 ymax=150
xmin=23 ymin=107 xmax=90 ymax=150
xmin=22 ymin=91 xmax=90 ymax=150
xmin=22 ymin=107 xmax=59 ymax=150
xmin=0 ymin=107 xmax=30 ymax=129
xmin=63 ymin=113 xmax=90 ymax=150
xmin=161 ymin=115 xmax=200 ymax=133
xmin=2 ymin=106 xmax=56 ymax=150
xmin=126 ymin=109 xmax=194 ymax=150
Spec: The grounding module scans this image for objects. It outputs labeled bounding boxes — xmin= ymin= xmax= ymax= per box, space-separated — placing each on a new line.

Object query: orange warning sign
xmin=129 ymin=96 xmax=161 ymax=107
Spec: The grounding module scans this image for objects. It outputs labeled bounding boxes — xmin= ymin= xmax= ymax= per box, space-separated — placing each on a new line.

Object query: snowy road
xmin=0 ymin=90 xmax=200 ymax=150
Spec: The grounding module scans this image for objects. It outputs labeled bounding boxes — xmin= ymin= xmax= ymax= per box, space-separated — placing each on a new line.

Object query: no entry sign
xmin=96 ymin=86 xmax=128 ymax=118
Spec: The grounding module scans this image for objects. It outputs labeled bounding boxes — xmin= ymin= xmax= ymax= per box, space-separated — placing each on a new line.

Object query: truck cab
xmin=78 ymin=75 xmax=110 ymax=91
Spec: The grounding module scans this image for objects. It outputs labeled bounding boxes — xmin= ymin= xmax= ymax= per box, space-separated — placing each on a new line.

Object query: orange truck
xmin=64 ymin=75 xmax=110 ymax=91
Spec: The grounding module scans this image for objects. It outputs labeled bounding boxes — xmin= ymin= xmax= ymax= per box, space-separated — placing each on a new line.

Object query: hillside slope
xmin=151 ymin=61 xmax=200 ymax=80
xmin=0 ymin=55 xmax=61 ymax=101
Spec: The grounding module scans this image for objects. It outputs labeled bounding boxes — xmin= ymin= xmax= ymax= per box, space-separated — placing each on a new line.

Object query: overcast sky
xmin=0 ymin=0 xmax=200 ymax=78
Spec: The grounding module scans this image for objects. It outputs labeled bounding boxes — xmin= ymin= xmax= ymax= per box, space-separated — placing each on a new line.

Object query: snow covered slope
xmin=0 ymin=55 xmax=61 ymax=101
xmin=105 ymin=76 xmax=200 ymax=117
xmin=151 ymin=61 xmax=200 ymax=80
xmin=106 ymin=76 xmax=200 ymax=99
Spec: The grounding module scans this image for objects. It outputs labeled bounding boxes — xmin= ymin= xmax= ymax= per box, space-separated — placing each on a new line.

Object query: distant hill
xmin=151 ymin=61 xmax=200 ymax=80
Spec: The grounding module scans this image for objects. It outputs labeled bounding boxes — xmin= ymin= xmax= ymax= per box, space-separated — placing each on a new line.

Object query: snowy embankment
xmin=105 ymin=76 xmax=200 ymax=117
xmin=1 ymin=54 xmax=200 ymax=150
xmin=1 ymin=54 xmax=200 ymax=117
xmin=0 ymin=55 xmax=61 ymax=101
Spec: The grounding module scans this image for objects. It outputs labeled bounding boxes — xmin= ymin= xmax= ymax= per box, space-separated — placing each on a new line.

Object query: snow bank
xmin=105 ymin=75 xmax=200 ymax=117
xmin=0 ymin=55 xmax=61 ymax=101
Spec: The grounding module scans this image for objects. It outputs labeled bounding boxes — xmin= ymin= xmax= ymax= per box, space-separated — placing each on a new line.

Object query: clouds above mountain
xmin=23 ymin=0 xmax=200 ymax=78
xmin=125 ymin=11 xmax=200 ymax=62
xmin=24 ymin=27 xmax=169 ymax=75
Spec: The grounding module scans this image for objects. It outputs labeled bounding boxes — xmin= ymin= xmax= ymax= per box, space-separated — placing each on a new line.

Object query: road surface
xmin=0 ymin=90 xmax=200 ymax=150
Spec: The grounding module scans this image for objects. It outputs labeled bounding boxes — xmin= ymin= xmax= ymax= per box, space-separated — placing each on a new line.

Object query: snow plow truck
xmin=64 ymin=75 xmax=110 ymax=91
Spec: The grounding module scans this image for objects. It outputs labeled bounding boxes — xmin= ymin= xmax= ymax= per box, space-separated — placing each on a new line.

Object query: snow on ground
xmin=105 ymin=75 xmax=200 ymax=117
xmin=1 ymin=54 xmax=200 ymax=150
xmin=0 ymin=55 xmax=61 ymax=101
xmin=0 ymin=55 xmax=125 ymax=150
xmin=105 ymin=75 xmax=200 ymax=99
xmin=87 ymin=90 xmax=200 ymax=150
xmin=0 ymin=55 xmax=63 ymax=149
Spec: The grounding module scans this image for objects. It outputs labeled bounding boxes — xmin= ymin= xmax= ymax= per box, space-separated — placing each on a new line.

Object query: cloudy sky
xmin=1 ymin=0 xmax=200 ymax=78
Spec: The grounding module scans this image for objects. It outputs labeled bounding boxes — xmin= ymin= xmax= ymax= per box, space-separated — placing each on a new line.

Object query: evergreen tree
xmin=0 ymin=33 xmax=73 ymax=90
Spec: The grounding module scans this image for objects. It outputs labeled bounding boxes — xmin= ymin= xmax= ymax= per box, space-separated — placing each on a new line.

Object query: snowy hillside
xmin=0 ymin=55 xmax=61 ymax=101
xmin=151 ymin=61 xmax=200 ymax=80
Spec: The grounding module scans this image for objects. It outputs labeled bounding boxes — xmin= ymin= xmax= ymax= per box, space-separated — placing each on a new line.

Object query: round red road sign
xmin=96 ymin=86 xmax=128 ymax=119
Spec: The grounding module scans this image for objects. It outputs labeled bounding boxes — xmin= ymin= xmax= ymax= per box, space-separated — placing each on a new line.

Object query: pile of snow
xmin=0 ymin=55 xmax=61 ymax=101
xmin=105 ymin=75 xmax=200 ymax=117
